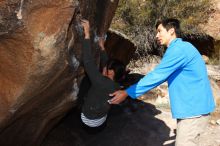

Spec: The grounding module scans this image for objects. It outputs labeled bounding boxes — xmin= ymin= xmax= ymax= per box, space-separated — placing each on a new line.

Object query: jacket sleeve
xmin=82 ymin=39 xmax=105 ymax=85
xmin=100 ymin=50 xmax=108 ymax=70
xmin=126 ymin=46 xmax=187 ymax=99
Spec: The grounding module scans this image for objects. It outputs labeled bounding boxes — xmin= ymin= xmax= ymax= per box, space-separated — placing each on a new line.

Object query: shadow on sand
xmin=42 ymin=98 xmax=175 ymax=146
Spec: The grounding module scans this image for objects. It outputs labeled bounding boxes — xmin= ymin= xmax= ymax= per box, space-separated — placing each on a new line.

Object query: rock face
xmin=105 ymin=29 xmax=137 ymax=65
xmin=0 ymin=0 xmax=119 ymax=145
xmin=200 ymin=0 xmax=220 ymax=40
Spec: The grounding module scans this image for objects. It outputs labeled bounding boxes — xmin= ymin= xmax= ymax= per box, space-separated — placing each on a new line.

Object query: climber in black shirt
xmin=79 ymin=19 xmax=126 ymax=128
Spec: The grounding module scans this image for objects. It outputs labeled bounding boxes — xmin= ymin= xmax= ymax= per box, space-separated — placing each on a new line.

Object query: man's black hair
xmin=106 ymin=59 xmax=126 ymax=83
xmin=156 ymin=18 xmax=182 ymax=37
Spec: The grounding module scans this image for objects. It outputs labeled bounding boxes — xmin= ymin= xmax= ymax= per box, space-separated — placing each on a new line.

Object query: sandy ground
xmin=155 ymin=107 xmax=220 ymax=146
xmin=42 ymin=98 xmax=220 ymax=146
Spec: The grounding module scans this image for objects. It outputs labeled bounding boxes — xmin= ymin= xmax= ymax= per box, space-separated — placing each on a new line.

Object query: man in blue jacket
xmin=109 ymin=18 xmax=215 ymax=146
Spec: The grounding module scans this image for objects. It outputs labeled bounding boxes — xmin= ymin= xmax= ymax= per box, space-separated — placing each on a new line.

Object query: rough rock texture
xmin=105 ymin=29 xmax=137 ymax=65
xmin=182 ymin=34 xmax=215 ymax=57
xmin=0 ymin=0 xmax=120 ymax=145
xmin=200 ymin=0 xmax=220 ymax=40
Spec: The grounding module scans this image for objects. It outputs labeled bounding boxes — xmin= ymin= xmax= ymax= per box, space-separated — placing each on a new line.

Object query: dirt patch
xmin=42 ymin=99 xmax=175 ymax=146
xmin=42 ymin=97 xmax=220 ymax=146
xmin=156 ymin=107 xmax=220 ymax=146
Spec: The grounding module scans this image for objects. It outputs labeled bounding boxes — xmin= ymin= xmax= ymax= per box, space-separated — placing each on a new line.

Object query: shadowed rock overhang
xmin=0 ymin=0 xmax=120 ymax=145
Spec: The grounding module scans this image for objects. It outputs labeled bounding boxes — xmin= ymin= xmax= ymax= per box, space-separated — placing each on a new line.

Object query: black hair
xmin=155 ymin=18 xmax=181 ymax=37
xmin=106 ymin=59 xmax=126 ymax=83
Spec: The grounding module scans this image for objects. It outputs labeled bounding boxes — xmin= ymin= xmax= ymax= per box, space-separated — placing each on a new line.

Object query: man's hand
xmin=81 ymin=19 xmax=90 ymax=39
xmin=108 ymin=90 xmax=128 ymax=104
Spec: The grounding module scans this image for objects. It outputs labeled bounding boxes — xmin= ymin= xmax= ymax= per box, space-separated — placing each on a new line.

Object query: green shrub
xmin=111 ymin=0 xmax=213 ymax=59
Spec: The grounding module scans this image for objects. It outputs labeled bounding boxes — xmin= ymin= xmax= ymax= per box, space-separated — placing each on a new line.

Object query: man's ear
xmin=168 ymin=28 xmax=175 ymax=35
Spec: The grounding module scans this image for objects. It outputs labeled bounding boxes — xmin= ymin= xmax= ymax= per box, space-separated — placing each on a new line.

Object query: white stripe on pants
xmin=81 ymin=113 xmax=107 ymax=127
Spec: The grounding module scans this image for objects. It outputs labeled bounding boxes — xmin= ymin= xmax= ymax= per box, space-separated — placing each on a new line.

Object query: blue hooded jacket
xmin=126 ymin=38 xmax=215 ymax=119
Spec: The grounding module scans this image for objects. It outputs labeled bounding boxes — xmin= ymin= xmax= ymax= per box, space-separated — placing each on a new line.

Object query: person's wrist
xmin=100 ymin=47 xmax=105 ymax=51
xmin=124 ymin=90 xmax=128 ymax=96
xmin=84 ymin=34 xmax=90 ymax=39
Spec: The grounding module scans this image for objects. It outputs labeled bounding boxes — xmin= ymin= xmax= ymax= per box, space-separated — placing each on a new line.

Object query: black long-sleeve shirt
xmin=81 ymin=39 xmax=120 ymax=119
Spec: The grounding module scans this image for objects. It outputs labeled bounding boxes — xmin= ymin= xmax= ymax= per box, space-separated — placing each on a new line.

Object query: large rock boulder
xmin=105 ymin=29 xmax=137 ymax=65
xmin=200 ymin=0 xmax=220 ymax=40
xmin=0 ymin=0 xmax=119 ymax=145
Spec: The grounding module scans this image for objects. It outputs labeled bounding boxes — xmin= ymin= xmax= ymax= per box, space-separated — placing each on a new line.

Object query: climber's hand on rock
xmin=81 ymin=19 xmax=90 ymax=39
